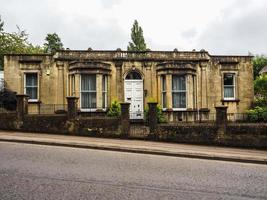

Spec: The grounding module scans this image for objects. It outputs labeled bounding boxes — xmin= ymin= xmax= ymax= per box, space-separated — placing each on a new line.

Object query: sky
xmin=0 ymin=0 xmax=267 ymax=55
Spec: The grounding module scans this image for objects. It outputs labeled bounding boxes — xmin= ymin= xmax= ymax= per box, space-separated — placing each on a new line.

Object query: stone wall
xmin=156 ymin=123 xmax=267 ymax=149
xmin=0 ymin=113 xmax=120 ymax=136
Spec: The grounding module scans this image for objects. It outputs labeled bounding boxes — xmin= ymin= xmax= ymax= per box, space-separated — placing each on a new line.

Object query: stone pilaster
xmin=96 ymin=74 xmax=103 ymax=109
xmin=56 ymin=62 xmax=64 ymax=105
xmin=187 ymin=74 xmax=194 ymax=109
xmin=200 ymin=64 xmax=208 ymax=109
xmin=166 ymin=74 xmax=172 ymax=109
xmin=115 ymin=61 xmax=123 ymax=102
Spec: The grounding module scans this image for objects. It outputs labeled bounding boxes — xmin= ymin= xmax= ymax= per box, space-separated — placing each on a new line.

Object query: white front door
xmin=124 ymin=80 xmax=144 ymax=119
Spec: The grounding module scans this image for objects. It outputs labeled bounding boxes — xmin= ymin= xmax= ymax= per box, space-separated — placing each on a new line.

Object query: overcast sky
xmin=0 ymin=0 xmax=266 ymax=55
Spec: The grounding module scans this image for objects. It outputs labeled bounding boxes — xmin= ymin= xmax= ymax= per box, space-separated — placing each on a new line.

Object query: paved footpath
xmin=0 ymin=130 xmax=267 ymax=165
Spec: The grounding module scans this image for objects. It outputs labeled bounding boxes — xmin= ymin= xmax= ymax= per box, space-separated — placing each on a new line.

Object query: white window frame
xmin=24 ymin=73 xmax=38 ymax=102
xmin=80 ymin=74 xmax=97 ymax=112
xmin=102 ymin=75 xmax=108 ymax=109
xmin=223 ymin=73 xmax=236 ymax=100
xmin=161 ymin=75 xmax=167 ymax=109
xmin=172 ymin=75 xmax=187 ymax=111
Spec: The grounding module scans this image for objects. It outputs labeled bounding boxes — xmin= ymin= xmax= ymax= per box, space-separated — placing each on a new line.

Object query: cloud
xmin=100 ymin=0 xmax=122 ymax=9
xmin=196 ymin=0 xmax=267 ymax=55
xmin=0 ymin=0 xmax=266 ymax=54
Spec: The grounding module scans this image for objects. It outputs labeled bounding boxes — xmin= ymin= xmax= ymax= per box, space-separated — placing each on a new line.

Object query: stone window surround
xmin=68 ymin=72 xmax=110 ymax=112
xmin=22 ymin=70 xmax=40 ymax=103
xmin=159 ymin=72 xmax=195 ymax=111
xmin=220 ymin=70 xmax=239 ymax=102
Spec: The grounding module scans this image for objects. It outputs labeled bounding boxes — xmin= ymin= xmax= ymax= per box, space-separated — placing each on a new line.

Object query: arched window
xmin=125 ymin=71 xmax=142 ymax=80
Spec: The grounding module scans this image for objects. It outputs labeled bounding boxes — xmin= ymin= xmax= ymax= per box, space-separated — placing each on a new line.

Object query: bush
xmin=144 ymin=104 xmax=167 ymax=123
xmin=107 ymin=100 xmax=121 ymax=117
xmin=247 ymin=106 xmax=267 ymax=122
xmin=0 ymin=89 xmax=17 ymax=111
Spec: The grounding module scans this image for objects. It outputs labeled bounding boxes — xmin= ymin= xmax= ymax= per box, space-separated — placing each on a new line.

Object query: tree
xmin=0 ymin=16 xmax=4 ymax=32
xmin=254 ymin=75 xmax=267 ymax=100
xmin=44 ymin=33 xmax=64 ymax=54
xmin=252 ymin=55 xmax=267 ymax=79
xmin=0 ymin=18 xmax=44 ymax=70
xmin=127 ymin=20 xmax=147 ymax=51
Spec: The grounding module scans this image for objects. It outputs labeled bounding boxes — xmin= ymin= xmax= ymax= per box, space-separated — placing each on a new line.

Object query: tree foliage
xmin=0 ymin=17 xmax=44 ymax=70
xmin=127 ymin=20 xmax=147 ymax=51
xmin=44 ymin=33 xmax=64 ymax=54
xmin=252 ymin=55 xmax=267 ymax=79
xmin=254 ymin=75 xmax=267 ymax=100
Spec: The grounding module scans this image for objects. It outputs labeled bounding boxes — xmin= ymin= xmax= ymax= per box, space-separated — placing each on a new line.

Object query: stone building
xmin=4 ymin=50 xmax=254 ymax=121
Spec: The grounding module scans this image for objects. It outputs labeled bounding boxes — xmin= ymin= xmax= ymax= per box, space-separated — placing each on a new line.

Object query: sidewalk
xmin=0 ymin=131 xmax=267 ymax=165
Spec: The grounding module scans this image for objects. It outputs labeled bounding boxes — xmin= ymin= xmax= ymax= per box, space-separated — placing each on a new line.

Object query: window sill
xmin=79 ymin=108 xmax=107 ymax=112
xmin=28 ymin=100 xmax=41 ymax=103
xmin=221 ymin=99 xmax=240 ymax=103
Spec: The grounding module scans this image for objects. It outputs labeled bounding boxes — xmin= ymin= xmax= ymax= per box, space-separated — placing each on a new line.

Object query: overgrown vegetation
xmin=253 ymin=55 xmax=267 ymax=79
xmin=0 ymin=88 xmax=17 ymax=111
xmin=107 ymin=100 xmax=121 ymax=117
xmin=247 ymin=75 xmax=267 ymax=122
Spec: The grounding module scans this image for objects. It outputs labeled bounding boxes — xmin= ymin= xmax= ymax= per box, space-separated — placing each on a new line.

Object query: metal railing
xmin=29 ymin=104 xmax=67 ymax=115
xmin=0 ymin=103 xmax=16 ymax=113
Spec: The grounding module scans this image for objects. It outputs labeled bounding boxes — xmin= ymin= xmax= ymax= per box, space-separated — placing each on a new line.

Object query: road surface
xmin=0 ymin=142 xmax=267 ymax=199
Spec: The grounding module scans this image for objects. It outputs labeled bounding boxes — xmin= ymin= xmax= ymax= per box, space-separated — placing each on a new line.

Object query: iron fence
xmin=0 ymin=103 xmax=16 ymax=113
xmin=29 ymin=104 xmax=67 ymax=115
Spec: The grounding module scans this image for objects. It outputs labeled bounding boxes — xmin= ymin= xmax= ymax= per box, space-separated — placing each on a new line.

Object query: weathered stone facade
xmin=4 ymin=50 xmax=254 ymax=121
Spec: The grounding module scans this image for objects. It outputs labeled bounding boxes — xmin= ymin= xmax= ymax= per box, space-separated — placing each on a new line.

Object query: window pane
xmin=81 ymin=92 xmax=96 ymax=108
xmin=81 ymin=75 xmax=96 ymax=91
xmin=125 ymin=71 xmax=142 ymax=80
xmin=162 ymin=76 xmax=166 ymax=91
xmin=26 ymin=87 xmax=37 ymax=99
xmin=224 ymin=74 xmax=234 ymax=86
xmin=224 ymin=86 xmax=234 ymax=98
xmin=172 ymin=76 xmax=186 ymax=90
xmin=81 ymin=75 xmax=97 ymax=109
xmin=102 ymin=92 xmax=106 ymax=108
xmin=172 ymin=92 xmax=186 ymax=108
xmin=26 ymin=74 xmax=37 ymax=87
xmin=162 ymin=92 xmax=166 ymax=108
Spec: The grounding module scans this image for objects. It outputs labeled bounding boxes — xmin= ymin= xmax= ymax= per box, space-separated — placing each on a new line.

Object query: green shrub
xmin=247 ymin=106 xmax=267 ymax=122
xmin=107 ymin=100 xmax=121 ymax=117
xmin=144 ymin=104 xmax=167 ymax=123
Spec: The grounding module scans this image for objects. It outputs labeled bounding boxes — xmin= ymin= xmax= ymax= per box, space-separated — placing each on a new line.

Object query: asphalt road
xmin=0 ymin=142 xmax=267 ymax=200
